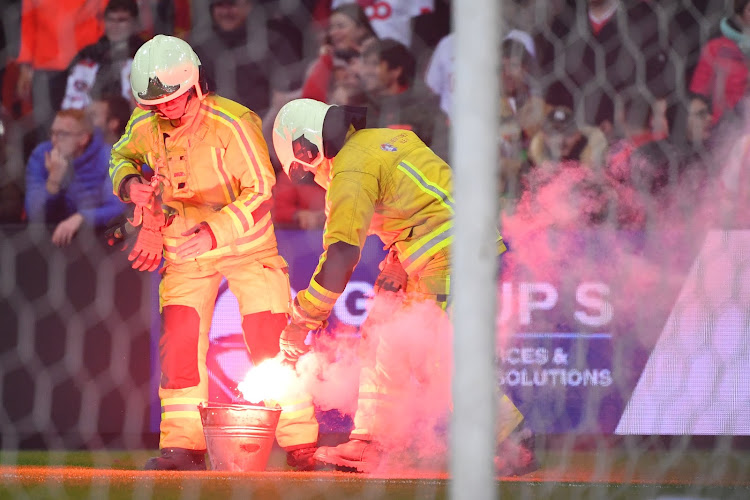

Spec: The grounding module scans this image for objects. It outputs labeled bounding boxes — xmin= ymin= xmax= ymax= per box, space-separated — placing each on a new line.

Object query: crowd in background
xmin=0 ymin=0 xmax=746 ymax=243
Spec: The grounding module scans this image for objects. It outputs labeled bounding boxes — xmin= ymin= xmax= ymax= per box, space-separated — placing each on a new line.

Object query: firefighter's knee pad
xmin=242 ymin=311 xmax=288 ymax=365
xmin=160 ymin=305 xmax=201 ymax=389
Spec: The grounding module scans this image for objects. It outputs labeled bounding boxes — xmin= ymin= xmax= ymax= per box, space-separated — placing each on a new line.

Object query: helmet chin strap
xmin=156 ymin=90 xmax=197 ymax=125
xmin=313 ymin=159 xmax=332 ymax=190
xmin=289 ymin=163 xmax=311 ymax=184
xmin=173 ymin=92 xmax=195 ymax=126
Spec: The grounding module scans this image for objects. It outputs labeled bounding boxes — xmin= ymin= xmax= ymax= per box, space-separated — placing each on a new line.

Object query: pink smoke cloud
xmin=297 ymin=293 xmax=454 ymax=472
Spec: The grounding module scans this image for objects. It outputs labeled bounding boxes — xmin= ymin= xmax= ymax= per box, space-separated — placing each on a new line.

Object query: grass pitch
xmin=2 ymin=446 xmax=750 ymax=499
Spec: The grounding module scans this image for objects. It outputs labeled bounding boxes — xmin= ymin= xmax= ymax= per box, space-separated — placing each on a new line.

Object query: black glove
xmin=104 ymin=211 xmax=137 ymax=250
xmin=374 ymin=252 xmax=408 ymax=293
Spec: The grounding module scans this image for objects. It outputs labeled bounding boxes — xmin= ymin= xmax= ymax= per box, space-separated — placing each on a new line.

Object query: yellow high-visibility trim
xmin=203 ymin=104 xmax=268 ymax=214
xmin=161 ymin=397 xmax=205 ymax=406
xmin=208 ymin=147 xmax=235 ymax=204
xmin=278 ymin=407 xmax=316 ymax=420
xmin=397 ymin=160 xmax=455 ymax=214
xmin=161 ymin=411 xmax=202 ymax=420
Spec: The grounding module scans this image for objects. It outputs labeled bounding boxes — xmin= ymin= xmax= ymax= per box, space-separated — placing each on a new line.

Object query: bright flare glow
xmin=237 ymin=357 xmax=299 ymax=404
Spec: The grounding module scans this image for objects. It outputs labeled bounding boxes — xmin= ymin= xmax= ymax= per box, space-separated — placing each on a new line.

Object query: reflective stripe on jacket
xmin=109 ymin=94 xmax=278 ymax=262
xmin=297 ymin=128 xmax=457 ymax=325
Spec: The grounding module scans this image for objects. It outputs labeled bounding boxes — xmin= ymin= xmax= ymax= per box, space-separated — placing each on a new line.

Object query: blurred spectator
xmin=300 ymin=3 xmax=376 ymax=103
xmin=271 ymin=168 xmax=326 ymax=230
xmin=410 ymin=0 xmax=450 ymax=68
xmin=360 ymin=38 xmax=449 ymax=161
xmin=328 ymin=49 xmax=368 ymax=106
xmin=0 ymin=107 xmax=24 ymax=223
xmin=668 ymin=1 xmax=724 ymax=94
xmin=331 ymin=0 xmax=435 ymax=47
xmin=24 ymin=108 xmax=124 ymax=246
xmin=425 ymin=31 xmax=545 ymax=126
xmin=719 ymin=114 xmax=750 ymax=228
xmin=138 ymin=0 xmax=192 ymax=39
xmin=87 ymin=92 xmax=133 ymax=145
xmin=505 ymin=0 xmax=565 ymax=52
xmin=499 ymin=37 xmax=545 ymax=148
xmin=16 ymin=0 xmax=109 ymax=140
xmin=423 ymin=32 xmax=453 ymax=119
xmin=0 ymin=1 xmax=22 ymax=110
xmin=689 ymin=0 xmax=750 ymax=124
xmin=536 ymin=0 xmax=673 ymax=137
xmin=632 ymin=93 xmax=715 ymax=200
xmin=191 ymin=0 xmax=304 ymax=121
xmin=607 ymin=90 xmax=663 ymax=185
xmin=527 ymin=105 xmax=607 ymax=170
xmin=61 ymin=0 xmax=142 ymax=110
xmin=498 ymin=117 xmax=528 ymax=213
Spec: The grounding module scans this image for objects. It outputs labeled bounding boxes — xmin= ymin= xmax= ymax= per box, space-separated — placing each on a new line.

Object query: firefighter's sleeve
xmin=109 ymin=109 xmax=152 ymax=202
xmin=294 ymin=170 xmax=379 ymax=329
xmin=203 ymin=111 xmax=277 ymax=248
xmin=498 ymin=234 xmax=508 ymax=255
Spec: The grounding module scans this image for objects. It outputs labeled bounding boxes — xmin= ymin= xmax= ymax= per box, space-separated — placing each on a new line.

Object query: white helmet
xmin=273 ymin=98 xmax=333 ymax=181
xmin=130 ymin=35 xmax=204 ymax=106
xmin=273 ymin=98 xmax=366 ymax=182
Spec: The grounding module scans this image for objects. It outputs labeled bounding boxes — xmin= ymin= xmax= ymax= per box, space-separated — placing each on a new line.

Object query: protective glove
xmin=279 ymin=322 xmax=310 ymax=362
xmin=128 ymin=202 xmax=166 ymax=272
xmin=373 ymin=252 xmax=408 ymax=293
xmin=104 ymin=211 xmax=137 ymax=250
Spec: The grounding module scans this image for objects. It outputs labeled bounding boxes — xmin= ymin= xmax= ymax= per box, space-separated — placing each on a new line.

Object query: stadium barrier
xmin=5 ymin=224 xmax=747 ymax=448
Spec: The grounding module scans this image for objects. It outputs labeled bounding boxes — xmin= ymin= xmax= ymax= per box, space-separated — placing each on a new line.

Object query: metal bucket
xmin=198 ymin=402 xmax=281 ymax=472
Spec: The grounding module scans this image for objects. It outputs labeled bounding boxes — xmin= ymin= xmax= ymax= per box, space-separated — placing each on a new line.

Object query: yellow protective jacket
xmin=295 ymin=128 xmax=462 ymax=328
xmin=109 ymin=95 xmax=278 ymax=262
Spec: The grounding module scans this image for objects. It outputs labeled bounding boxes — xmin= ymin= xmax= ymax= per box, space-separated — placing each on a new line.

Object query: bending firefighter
xmin=271 ymin=98 xmax=536 ymax=474
xmin=109 ymin=36 xmax=318 ymax=471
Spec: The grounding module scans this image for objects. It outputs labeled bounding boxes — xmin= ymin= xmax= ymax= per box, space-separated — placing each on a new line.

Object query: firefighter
xmin=109 ymin=35 xmax=318 ymax=471
xmin=271 ymin=98 xmax=536 ymax=474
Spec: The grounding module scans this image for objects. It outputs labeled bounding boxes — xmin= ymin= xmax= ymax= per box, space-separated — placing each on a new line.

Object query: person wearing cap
xmin=528 ymin=106 xmax=607 ymax=170
xmin=271 ymin=98 xmax=535 ymax=475
xmin=109 ymin=35 xmax=319 ymax=471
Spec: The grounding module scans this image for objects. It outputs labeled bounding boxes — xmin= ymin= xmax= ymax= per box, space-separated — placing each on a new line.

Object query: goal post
xmin=450 ymin=0 xmax=502 ymax=498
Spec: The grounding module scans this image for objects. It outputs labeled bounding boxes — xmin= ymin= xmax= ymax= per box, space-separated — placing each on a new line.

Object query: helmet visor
xmin=292 ymin=134 xmax=321 ymax=169
xmin=137 ymin=76 xmax=181 ymax=104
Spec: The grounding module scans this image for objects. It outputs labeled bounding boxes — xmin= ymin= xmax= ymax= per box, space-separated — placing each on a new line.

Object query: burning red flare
xmin=237 ymin=357 xmax=299 ymax=404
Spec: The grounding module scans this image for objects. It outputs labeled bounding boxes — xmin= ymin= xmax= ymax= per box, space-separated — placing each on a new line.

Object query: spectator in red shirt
xmin=690 ymin=0 xmax=750 ymax=123
xmin=300 ymin=4 xmax=376 ymax=103
xmin=271 ymin=168 xmax=326 ymax=230
xmin=16 ymin=0 xmax=109 ymax=141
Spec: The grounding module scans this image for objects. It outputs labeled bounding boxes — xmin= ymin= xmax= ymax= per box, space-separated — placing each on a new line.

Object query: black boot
xmin=495 ymin=426 xmax=539 ymax=477
xmin=286 ymin=446 xmax=318 ymax=471
xmin=313 ymin=440 xmax=381 ymax=473
xmin=144 ymin=447 xmax=207 ymax=471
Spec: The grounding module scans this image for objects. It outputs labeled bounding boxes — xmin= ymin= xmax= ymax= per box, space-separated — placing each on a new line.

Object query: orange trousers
xmin=157 ymin=252 xmax=318 ymax=451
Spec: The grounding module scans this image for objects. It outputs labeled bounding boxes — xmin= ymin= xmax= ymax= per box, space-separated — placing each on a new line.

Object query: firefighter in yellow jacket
xmin=272 ymin=98 xmax=534 ymax=474
xmin=109 ymin=35 xmax=318 ymax=471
